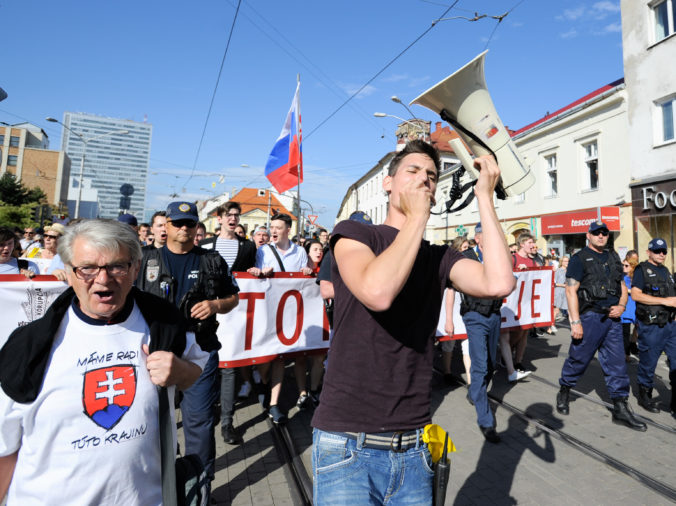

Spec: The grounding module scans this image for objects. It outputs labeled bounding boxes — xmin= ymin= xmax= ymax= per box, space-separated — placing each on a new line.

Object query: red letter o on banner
xmin=276 ymin=290 xmax=304 ymax=346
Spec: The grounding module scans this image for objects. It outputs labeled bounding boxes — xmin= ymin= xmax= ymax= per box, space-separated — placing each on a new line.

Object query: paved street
xmin=205 ymin=322 xmax=675 ymax=505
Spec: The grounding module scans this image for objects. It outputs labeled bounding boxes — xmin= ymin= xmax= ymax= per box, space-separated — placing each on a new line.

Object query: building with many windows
xmin=0 ymin=123 xmax=71 ymax=208
xmin=59 ymin=112 xmax=152 ymax=219
xmin=622 ymin=0 xmax=676 ymax=270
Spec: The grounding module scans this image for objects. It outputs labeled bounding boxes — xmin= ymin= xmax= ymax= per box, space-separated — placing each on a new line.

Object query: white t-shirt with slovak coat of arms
xmin=0 ymin=303 xmax=208 ymax=505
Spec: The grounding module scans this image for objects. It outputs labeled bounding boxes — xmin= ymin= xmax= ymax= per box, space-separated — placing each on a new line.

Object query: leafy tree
xmin=0 ymin=173 xmax=45 ymax=206
xmin=0 ymin=174 xmax=49 ymax=229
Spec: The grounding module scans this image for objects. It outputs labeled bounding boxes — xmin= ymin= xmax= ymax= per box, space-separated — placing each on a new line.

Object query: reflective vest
xmin=634 ymin=261 xmax=675 ymax=327
xmin=577 ymin=247 xmax=623 ymax=313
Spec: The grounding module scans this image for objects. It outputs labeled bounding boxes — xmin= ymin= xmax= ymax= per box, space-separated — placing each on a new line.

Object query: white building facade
xmin=622 ymin=0 xmax=676 ymax=270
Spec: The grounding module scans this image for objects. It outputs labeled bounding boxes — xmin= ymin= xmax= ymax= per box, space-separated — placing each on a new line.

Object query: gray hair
xmin=58 ymin=219 xmax=143 ymax=266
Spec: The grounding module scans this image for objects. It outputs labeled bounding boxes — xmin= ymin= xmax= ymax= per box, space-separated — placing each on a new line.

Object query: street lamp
xmin=390 ymin=95 xmax=417 ymax=119
xmin=373 ymin=112 xmax=427 ymax=133
xmin=46 ymin=117 xmax=128 ymax=219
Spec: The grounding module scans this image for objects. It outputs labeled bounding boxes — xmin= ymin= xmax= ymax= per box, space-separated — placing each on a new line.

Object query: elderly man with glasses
xmin=0 ymin=219 xmax=208 ymax=504
xmin=630 ymin=237 xmax=676 ymax=418
xmin=136 ymin=201 xmax=239 ymax=500
xmin=19 ymin=227 xmax=37 ymax=252
xmin=556 ymin=221 xmax=646 ymax=431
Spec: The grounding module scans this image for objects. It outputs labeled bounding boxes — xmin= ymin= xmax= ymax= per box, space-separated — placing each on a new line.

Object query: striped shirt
xmin=215 ymin=238 xmax=239 ymax=268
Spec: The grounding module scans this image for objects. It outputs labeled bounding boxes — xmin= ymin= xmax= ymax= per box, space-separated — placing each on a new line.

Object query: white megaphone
xmin=410 ymin=51 xmax=535 ymax=198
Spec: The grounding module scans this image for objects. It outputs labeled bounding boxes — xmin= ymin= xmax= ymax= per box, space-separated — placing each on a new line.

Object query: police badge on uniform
xmin=146 ymin=258 xmax=159 ymax=282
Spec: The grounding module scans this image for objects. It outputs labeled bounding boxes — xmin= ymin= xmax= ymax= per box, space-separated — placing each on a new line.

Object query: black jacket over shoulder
xmin=198 ymin=235 xmax=257 ymax=271
xmin=0 ymin=287 xmax=188 ymax=404
xmin=136 ymin=245 xmax=238 ymax=352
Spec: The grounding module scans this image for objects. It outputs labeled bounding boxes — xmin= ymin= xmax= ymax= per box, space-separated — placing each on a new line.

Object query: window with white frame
xmin=544 ymin=154 xmax=558 ymax=197
xmin=583 ymin=141 xmax=599 ymax=191
xmin=656 ymin=95 xmax=675 ymax=143
xmin=653 ymin=0 xmax=676 ymax=42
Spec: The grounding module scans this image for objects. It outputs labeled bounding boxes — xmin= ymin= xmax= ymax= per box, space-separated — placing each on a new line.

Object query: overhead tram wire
xmin=224 ymin=0 xmax=387 ymax=137
xmin=304 ymin=1 xmax=462 ymax=140
xmin=183 ymin=0 xmax=243 ymax=190
xmin=483 ymin=0 xmax=527 ymax=50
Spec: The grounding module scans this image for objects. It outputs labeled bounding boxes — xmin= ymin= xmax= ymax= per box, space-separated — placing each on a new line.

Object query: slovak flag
xmin=265 ymin=82 xmax=303 ymax=194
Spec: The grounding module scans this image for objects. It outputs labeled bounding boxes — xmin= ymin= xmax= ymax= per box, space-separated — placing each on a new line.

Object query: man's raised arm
xmin=334 ymin=179 xmax=431 ymax=312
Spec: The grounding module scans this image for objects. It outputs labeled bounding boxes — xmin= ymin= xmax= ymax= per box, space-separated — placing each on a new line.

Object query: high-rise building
xmin=59 ymin=112 xmax=152 ymax=219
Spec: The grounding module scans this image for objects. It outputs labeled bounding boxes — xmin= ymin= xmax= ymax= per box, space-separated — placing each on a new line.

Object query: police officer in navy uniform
xmin=631 ymin=238 xmax=676 ymax=417
xmin=556 ymin=221 xmax=646 ymax=431
xmin=459 ymin=222 xmax=504 ymax=443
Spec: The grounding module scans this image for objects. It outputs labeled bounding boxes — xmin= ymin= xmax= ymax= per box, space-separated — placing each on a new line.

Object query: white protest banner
xmin=0 ymin=275 xmax=68 ymax=349
xmin=217 ymin=273 xmax=329 ymax=368
xmin=436 ymin=267 xmax=554 ymax=339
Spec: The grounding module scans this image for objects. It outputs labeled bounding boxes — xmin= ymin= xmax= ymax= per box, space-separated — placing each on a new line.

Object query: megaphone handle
xmin=449 ymin=139 xmax=480 ymax=180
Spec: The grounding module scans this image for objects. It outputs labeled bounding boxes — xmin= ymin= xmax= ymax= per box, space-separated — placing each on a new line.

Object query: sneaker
xmin=237 ymin=381 xmax=252 ymax=399
xmin=252 ymin=369 xmax=262 ymax=384
xmin=268 ymin=405 xmax=287 ymax=424
xmin=296 ymin=393 xmax=310 ymax=410
xmin=514 ymin=363 xmax=527 ymax=373
xmin=508 ymin=370 xmax=531 ymax=382
xmin=550 ymin=325 xmax=558 ymax=333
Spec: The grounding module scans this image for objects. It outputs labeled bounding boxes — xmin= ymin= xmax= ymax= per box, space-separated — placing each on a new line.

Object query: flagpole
xmin=296 ymin=73 xmax=302 ymax=239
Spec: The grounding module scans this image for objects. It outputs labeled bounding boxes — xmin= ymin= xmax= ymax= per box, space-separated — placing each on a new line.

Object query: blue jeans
xmin=560 ymin=312 xmax=629 ymax=398
xmin=181 ymin=350 xmax=220 ymax=482
xmin=464 ymin=311 xmax=501 ymax=428
xmin=312 ymin=429 xmax=434 ymax=505
xmin=636 ymin=321 xmax=676 ymax=388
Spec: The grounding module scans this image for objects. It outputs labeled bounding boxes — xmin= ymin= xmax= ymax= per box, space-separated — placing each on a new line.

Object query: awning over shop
xmin=541 ymin=207 xmax=620 ymax=235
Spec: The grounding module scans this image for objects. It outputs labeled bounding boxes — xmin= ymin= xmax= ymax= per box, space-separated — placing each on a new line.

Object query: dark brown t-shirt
xmin=311 ymin=220 xmax=463 ymax=433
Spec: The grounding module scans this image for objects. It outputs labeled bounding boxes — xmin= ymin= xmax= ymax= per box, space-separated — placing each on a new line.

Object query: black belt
xmin=333 ymin=430 xmax=423 ymax=452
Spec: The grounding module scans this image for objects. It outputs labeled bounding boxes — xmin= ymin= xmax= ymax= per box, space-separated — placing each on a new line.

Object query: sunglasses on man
xmin=650 ymin=248 xmax=667 ymax=255
xmin=169 ymin=219 xmax=197 ymax=228
xmin=590 ymin=229 xmax=609 ymax=236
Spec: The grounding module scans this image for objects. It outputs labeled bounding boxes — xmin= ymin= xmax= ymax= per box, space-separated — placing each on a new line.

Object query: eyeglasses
xmin=44 ymin=234 xmax=60 ymax=239
xmin=24 ymin=231 xmax=34 ymax=235
xmin=651 ymin=249 xmax=667 ymax=255
xmin=590 ymin=229 xmax=609 ymax=236
xmin=622 ymin=263 xmax=630 ymax=268
xmin=71 ymin=263 xmax=132 ymax=281
xmin=225 ymin=213 xmax=241 ymax=219
xmin=168 ymin=220 xmax=197 ymax=228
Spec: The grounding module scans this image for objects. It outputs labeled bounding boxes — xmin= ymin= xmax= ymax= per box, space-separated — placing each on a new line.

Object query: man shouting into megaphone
xmin=310 ymin=140 xmax=515 ymax=504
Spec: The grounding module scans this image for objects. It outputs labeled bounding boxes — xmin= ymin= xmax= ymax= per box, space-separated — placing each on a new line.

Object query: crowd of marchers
xmin=0 ymin=141 xmax=674 ymax=504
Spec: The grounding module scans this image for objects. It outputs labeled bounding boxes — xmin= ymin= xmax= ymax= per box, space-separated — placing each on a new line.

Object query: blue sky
xmin=0 ymin=1 xmax=624 ymax=226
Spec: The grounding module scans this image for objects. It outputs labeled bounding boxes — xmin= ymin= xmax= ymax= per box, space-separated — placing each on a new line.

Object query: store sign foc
xmin=641 ymin=186 xmax=676 ymax=211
